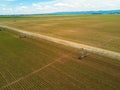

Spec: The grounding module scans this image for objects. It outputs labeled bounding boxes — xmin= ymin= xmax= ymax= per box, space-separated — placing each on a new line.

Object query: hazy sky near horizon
xmin=0 ymin=0 xmax=120 ymax=15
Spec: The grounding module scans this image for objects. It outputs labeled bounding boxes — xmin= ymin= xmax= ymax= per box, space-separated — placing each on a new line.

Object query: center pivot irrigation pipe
xmin=0 ymin=25 xmax=120 ymax=61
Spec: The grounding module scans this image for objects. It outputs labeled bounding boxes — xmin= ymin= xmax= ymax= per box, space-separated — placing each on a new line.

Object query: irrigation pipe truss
xmin=0 ymin=25 xmax=120 ymax=61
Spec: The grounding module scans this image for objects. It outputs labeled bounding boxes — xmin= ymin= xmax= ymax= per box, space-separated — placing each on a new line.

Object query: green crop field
xmin=0 ymin=29 xmax=120 ymax=90
xmin=0 ymin=14 xmax=120 ymax=53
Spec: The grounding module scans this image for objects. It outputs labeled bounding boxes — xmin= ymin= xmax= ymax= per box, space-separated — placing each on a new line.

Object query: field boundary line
xmin=0 ymin=25 xmax=120 ymax=60
xmin=0 ymin=55 xmax=68 ymax=89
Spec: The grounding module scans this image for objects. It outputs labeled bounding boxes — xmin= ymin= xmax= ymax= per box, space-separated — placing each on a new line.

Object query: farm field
xmin=0 ymin=14 xmax=120 ymax=53
xmin=0 ymin=29 xmax=120 ymax=90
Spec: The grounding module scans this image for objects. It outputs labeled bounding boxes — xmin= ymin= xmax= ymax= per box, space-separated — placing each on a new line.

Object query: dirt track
xmin=0 ymin=54 xmax=68 ymax=89
xmin=0 ymin=25 xmax=120 ymax=61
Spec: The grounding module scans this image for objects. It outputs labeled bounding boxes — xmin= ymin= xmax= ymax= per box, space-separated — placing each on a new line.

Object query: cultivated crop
xmin=0 ymin=30 xmax=120 ymax=90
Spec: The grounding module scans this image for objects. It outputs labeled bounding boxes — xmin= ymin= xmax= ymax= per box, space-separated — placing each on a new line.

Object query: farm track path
xmin=0 ymin=55 xmax=68 ymax=89
xmin=0 ymin=25 xmax=120 ymax=61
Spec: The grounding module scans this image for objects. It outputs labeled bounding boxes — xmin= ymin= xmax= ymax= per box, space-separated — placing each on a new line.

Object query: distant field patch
xmin=0 ymin=14 xmax=120 ymax=53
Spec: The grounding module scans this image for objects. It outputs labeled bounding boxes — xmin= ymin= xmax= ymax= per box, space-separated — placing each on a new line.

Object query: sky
xmin=0 ymin=0 xmax=120 ymax=15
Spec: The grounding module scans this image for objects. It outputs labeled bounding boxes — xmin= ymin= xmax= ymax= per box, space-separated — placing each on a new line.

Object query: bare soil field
xmin=0 ymin=14 xmax=120 ymax=52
